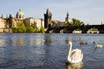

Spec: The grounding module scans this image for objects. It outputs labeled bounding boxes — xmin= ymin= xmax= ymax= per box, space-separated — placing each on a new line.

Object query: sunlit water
xmin=0 ymin=33 xmax=104 ymax=69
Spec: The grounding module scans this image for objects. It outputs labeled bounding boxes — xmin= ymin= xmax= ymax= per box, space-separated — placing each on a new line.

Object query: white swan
xmin=80 ymin=41 xmax=88 ymax=45
xmin=93 ymin=41 xmax=103 ymax=48
xmin=95 ymin=44 xmax=103 ymax=48
xmin=67 ymin=41 xmax=83 ymax=64
xmin=79 ymin=38 xmax=88 ymax=45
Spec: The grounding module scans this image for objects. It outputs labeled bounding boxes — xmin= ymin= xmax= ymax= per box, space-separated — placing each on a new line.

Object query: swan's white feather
xmin=67 ymin=41 xmax=83 ymax=63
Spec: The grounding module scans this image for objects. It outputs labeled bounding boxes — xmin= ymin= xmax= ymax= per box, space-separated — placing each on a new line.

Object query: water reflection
xmin=16 ymin=38 xmax=24 ymax=46
xmin=0 ymin=40 xmax=5 ymax=47
xmin=29 ymin=35 xmax=45 ymax=46
xmin=67 ymin=62 xmax=83 ymax=69
xmin=6 ymin=36 xmax=25 ymax=46
xmin=35 ymin=39 xmax=45 ymax=46
xmin=44 ymin=34 xmax=52 ymax=46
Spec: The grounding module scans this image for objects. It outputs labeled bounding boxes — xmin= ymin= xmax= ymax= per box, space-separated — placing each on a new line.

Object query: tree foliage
xmin=31 ymin=22 xmax=39 ymax=32
xmin=8 ymin=14 xmax=13 ymax=28
xmin=24 ymin=20 xmax=40 ymax=33
xmin=12 ymin=22 xmax=26 ymax=33
xmin=17 ymin=22 xmax=26 ymax=33
xmin=12 ymin=19 xmax=44 ymax=33
xmin=40 ymin=25 xmax=45 ymax=33
xmin=11 ymin=27 xmax=17 ymax=33
xmin=71 ymin=18 xmax=83 ymax=26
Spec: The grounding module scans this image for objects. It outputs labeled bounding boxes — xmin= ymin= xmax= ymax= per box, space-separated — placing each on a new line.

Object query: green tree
xmin=8 ymin=14 xmax=13 ymax=28
xmin=17 ymin=22 xmax=26 ymax=33
xmin=26 ymin=26 xmax=35 ymax=33
xmin=40 ymin=25 xmax=45 ymax=33
xmin=32 ymin=22 xmax=39 ymax=32
xmin=71 ymin=18 xmax=82 ymax=26
xmin=11 ymin=26 xmax=17 ymax=33
xmin=24 ymin=21 xmax=35 ymax=33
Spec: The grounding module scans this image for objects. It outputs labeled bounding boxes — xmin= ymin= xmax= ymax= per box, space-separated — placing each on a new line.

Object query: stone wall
xmin=87 ymin=30 xmax=99 ymax=34
xmin=0 ymin=29 xmax=12 ymax=33
xmin=72 ymin=30 xmax=82 ymax=34
xmin=0 ymin=29 xmax=4 ymax=32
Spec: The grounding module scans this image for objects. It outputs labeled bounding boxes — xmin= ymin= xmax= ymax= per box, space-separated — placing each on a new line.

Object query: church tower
xmin=65 ymin=12 xmax=70 ymax=23
xmin=44 ymin=9 xmax=52 ymax=28
xmin=16 ymin=9 xmax=24 ymax=20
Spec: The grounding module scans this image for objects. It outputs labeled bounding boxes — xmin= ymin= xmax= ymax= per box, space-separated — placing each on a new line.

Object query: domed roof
xmin=17 ymin=9 xmax=24 ymax=16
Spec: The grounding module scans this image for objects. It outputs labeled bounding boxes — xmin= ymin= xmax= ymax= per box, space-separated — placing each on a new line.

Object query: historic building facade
xmin=34 ymin=18 xmax=44 ymax=30
xmin=0 ymin=9 xmax=24 ymax=32
xmin=0 ymin=9 xmax=73 ymax=33
xmin=44 ymin=9 xmax=70 ymax=28
xmin=24 ymin=18 xmax=44 ymax=30
xmin=0 ymin=18 xmax=6 ymax=29
xmin=0 ymin=17 xmax=12 ymax=32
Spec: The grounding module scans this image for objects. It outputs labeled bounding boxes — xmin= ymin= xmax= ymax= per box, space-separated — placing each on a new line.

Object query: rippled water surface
xmin=0 ymin=33 xmax=104 ymax=69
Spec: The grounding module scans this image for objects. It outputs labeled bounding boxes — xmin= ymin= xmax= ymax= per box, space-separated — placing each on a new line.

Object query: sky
xmin=0 ymin=0 xmax=104 ymax=25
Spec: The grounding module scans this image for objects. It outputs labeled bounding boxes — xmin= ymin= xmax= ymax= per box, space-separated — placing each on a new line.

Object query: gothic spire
xmin=46 ymin=8 xmax=49 ymax=14
xmin=46 ymin=8 xmax=52 ymax=16
xmin=65 ymin=12 xmax=70 ymax=23
xmin=67 ymin=12 xmax=69 ymax=17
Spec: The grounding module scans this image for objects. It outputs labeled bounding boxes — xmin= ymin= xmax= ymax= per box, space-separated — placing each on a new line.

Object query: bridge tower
xmin=65 ymin=12 xmax=70 ymax=23
xmin=44 ymin=9 xmax=52 ymax=28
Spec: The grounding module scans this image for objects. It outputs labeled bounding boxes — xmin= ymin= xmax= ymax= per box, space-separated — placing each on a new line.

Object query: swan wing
xmin=70 ymin=49 xmax=83 ymax=63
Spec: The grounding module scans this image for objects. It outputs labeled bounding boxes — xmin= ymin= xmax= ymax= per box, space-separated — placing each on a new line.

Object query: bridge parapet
xmin=46 ymin=25 xmax=104 ymax=33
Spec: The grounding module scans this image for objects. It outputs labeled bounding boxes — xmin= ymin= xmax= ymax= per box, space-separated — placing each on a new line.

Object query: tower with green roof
xmin=16 ymin=9 xmax=24 ymax=20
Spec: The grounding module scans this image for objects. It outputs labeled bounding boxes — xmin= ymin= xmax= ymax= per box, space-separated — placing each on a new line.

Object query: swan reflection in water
xmin=67 ymin=62 xmax=83 ymax=69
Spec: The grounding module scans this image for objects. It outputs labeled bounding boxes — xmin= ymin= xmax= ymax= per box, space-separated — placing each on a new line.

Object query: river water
xmin=0 ymin=33 xmax=104 ymax=69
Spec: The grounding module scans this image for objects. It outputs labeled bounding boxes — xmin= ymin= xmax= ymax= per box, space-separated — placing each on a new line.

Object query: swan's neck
xmin=68 ymin=43 xmax=72 ymax=56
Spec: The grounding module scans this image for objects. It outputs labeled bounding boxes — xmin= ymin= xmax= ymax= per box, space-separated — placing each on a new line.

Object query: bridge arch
xmin=72 ymin=28 xmax=82 ymax=34
xmin=86 ymin=27 xmax=99 ymax=34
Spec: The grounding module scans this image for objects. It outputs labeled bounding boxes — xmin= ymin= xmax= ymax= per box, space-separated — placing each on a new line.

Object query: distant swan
xmin=95 ymin=44 xmax=103 ymax=48
xmin=67 ymin=41 xmax=83 ymax=64
xmin=93 ymin=41 xmax=103 ymax=48
xmin=79 ymin=38 xmax=88 ymax=45
xmin=80 ymin=41 xmax=88 ymax=45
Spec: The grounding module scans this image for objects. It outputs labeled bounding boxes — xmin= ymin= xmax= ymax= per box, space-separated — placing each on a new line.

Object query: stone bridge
xmin=46 ymin=25 xmax=104 ymax=33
